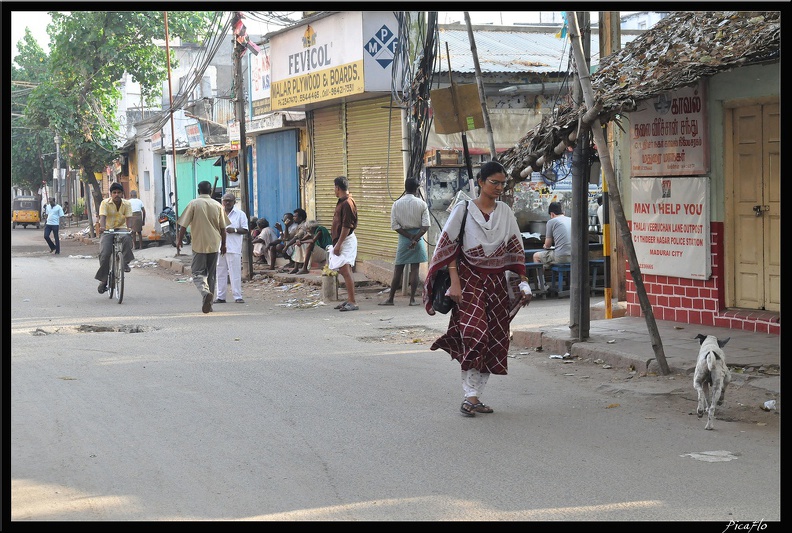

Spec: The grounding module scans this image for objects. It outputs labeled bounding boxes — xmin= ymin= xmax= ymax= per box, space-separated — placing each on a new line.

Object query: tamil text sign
xmin=629 ymin=81 xmax=708 ymax=176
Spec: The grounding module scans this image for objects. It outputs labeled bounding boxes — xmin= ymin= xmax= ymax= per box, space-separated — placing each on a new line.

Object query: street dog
xmin=693 ymin=334 xmax=732 ymax=430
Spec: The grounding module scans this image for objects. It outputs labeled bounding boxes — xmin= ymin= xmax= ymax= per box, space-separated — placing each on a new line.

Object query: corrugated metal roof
xmin=437 ymin=25 xmax=640 ymax=75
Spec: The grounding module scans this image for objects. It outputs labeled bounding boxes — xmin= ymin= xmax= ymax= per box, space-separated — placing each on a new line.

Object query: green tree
xmin=10 ymin=29 xmax=53 ymax=196
xmin=23 ymin=11 xmax=220 ymax=213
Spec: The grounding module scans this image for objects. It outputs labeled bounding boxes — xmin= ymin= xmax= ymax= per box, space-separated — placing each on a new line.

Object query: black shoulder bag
xmin=432 ymin=201 xmax=468 ymax=314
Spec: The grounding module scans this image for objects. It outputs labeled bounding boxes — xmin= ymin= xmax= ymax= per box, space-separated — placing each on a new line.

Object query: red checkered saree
xmin=425 ymin=200 xmax=526 ymax=374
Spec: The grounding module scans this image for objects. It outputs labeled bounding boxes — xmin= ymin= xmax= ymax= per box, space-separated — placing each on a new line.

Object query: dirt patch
xmin=360 ymin=326 xmax=443 ymax=344
xmin=512 ymin=348 xmax=780 ymax=428
xmin=32 ymin=324 xmax=153 ymax=335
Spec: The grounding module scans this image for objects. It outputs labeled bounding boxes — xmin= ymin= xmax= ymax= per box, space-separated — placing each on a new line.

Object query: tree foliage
xmin=10 ymin=29 xmax=53 ymax=194
xmin=21 ymin=11 xmax=220 ymax=212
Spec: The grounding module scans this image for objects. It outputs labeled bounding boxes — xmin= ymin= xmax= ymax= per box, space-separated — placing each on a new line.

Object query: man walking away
xmin=176 ymin=181 xmax=230 ymax=313
xmin=43 ymin=197 xmax=65 ymax=255
xmin=379 ymin=177 xmax=430 ymax=306
xmin=215 ymin=192 xmax=248 ymax=304
xmin=328 ymin=176 xmax=359 ymax=311
xmin=128 ymin=189 xmax=146 ymax=250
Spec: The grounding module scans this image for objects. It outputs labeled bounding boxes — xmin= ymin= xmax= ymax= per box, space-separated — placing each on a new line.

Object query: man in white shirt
xmin=128 ymin=189 xmax=146 ymax=250
xmin=215 ymin=192 xmax=248 ymax=303
xmin=379 ymin=177 xmax=430 ymax=306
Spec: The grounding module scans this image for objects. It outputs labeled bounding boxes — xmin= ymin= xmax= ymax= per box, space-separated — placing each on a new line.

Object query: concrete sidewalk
xmin=511 ymin=315 xmax=781 ymax=397
xmin=119 ymin=238 xmax=781 ymax=399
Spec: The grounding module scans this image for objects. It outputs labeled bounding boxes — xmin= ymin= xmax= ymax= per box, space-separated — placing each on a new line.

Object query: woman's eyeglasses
xmin=486 ymin=178 xmax=507 ymax=188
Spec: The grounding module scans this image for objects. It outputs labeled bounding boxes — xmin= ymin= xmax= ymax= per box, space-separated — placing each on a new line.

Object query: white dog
xmin=693 ymin=334 xmax=732 ymax=430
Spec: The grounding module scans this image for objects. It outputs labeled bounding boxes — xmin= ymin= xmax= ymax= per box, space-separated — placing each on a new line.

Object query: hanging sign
xmin=185 ymin=123 xmax=205 ymax=148
xmin=228 ymin=119 xmax=240 ymax=150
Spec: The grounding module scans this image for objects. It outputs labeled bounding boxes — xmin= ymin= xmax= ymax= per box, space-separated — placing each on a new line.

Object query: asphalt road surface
xmin=10 ymin=227 xmax=780 ymax=522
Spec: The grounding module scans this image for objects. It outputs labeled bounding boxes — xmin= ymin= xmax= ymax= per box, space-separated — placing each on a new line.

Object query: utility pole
xmin=463 ymin=12 xmax=497 ymax=160
xmin=566 ymin=11 xmax=669 ymax=374
xmin=54 ymin=133 xmax=61 ymax=205
xmin=232 ymin=11 xmax=253 ymax=280
xmin=164 ymin=11 xmax=182 ymax=256
xmin=569 ymin=11 xmax=591 ymax=340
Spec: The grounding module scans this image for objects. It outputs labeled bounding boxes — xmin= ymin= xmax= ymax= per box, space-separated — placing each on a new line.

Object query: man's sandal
xmin=334 ymin=301 xmax=348 ymax=310
xmin=471 ymin=402 xmax=494 ymax=413
xmin=460 ymin=400 xmax=476 ymax=417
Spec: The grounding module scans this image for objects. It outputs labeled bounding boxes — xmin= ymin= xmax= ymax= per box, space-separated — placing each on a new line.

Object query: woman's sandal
xmin=460 ymin=400 xmax=476 ymax=417
xmin=471 ymin=402 xmax=493 ymax=413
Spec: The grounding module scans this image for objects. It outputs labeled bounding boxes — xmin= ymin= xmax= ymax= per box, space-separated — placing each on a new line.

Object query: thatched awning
xmin=497 ymin=11 xmax=781 ymax=180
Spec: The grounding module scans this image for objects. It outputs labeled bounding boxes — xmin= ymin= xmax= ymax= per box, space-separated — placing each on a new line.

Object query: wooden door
xmin=732 ymin=102 xmax=780 ymax=311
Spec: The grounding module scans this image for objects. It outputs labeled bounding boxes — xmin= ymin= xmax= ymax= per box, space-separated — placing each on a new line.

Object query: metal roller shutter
xmin=312 ymin=105 xmax=345 ymax=228
xmin=346 ymin=96 xmax=404 ymax=261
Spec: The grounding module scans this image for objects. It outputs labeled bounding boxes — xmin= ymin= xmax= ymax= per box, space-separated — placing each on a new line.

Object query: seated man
xmin=533 ymin=201 xmax=572 ymax=267
xmin=295 ymin=220 xmax=332 ymax=274
xmin=279 ymin=208 xmax=309 ymax=274
xmin=252 ymin=218 xmax=279 ymax=264
xmin=267 ymin=212 xmax=296 ymax=270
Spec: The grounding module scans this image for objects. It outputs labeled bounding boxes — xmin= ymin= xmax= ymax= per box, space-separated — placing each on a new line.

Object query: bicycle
xmin=103 ymin=229 xmax=131 ymax=303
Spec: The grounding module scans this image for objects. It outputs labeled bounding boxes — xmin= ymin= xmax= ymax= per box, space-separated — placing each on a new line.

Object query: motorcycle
xmin=158 ymin=206 xmax=191 ymax=247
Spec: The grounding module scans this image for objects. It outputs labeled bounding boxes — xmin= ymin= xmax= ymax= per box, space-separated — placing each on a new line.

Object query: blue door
xmin=255 ymin=130 xmax=299 ymax=226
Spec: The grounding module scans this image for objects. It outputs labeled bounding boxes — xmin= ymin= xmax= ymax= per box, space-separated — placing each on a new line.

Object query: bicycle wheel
xmin=107 ymin=252 xmax=116 ymax=299
xmin=114 ymin=249 xmax=124 ymax=303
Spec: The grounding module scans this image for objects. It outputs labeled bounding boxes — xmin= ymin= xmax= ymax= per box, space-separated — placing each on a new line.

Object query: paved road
xmin=10 ymin=227 xmax=781 ymax=522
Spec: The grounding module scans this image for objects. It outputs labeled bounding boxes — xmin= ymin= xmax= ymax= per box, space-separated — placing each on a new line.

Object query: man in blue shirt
xmin=43 ymin=197 xmax=65 ymax=254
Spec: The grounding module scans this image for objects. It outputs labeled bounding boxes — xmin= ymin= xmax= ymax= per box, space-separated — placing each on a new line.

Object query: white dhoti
xmin=217 ymin=252 xmax=242 ymax=301
xmin=327 ymin=233 xmax=357 ymax=271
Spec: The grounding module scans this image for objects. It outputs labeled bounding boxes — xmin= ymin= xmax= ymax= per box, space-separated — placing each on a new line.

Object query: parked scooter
xmin=158 ymin=205 xmax=191 ymax=247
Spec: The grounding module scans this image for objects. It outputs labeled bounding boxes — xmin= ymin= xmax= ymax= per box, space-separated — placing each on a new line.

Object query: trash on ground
xmin=762 ymin=399 xmax=776 ymax=411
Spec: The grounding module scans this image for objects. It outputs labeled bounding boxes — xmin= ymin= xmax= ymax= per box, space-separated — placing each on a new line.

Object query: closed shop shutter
xmin=346 ymin=96 xmax=404 ymax=261
xmin=255 ymin=130 xmax=300 ymax=224
xmin=312 ymin=105 xmax=345 ymax=229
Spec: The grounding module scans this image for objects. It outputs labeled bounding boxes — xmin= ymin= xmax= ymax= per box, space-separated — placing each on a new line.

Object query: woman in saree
xmin=424 ymin=161 xmax=533 ymax=417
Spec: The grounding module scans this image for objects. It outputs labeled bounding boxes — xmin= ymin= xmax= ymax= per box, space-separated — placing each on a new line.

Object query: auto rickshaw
xmin=12 ymin=195 xmax=41 ymax=229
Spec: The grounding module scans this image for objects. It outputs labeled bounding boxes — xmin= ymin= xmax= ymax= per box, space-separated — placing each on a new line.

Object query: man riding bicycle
xmin=96 ymin=182 xmax=135 ymax=294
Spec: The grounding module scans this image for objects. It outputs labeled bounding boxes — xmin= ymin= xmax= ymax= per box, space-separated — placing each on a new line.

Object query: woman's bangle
xmin=448 ymin=265 xmax=457 ymax=270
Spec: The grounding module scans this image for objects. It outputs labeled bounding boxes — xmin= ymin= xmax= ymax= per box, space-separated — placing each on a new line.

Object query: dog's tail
xmin=706 ymin=350 xmax=724 ymax=372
